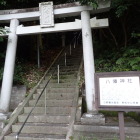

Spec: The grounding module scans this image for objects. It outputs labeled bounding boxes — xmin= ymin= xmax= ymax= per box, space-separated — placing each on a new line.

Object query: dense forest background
xmin=0 ymin=0 xmax=139 ymax=90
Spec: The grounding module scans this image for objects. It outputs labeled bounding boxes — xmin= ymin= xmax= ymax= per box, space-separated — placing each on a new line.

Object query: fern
xmin=132 ymin=65 xmax=140 ymax=70
xmin=128 ymin=57 xmax=140 ymax=66
xmin=123 ymin=49 xmax=140 ymax=57
xmin=116 ymin=58 xmax=125 ymax=65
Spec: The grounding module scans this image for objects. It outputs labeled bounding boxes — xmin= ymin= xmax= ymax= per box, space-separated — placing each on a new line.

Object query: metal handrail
xmin=15 ymin=36 xmax=80 ymax=139
xmin=15 ymin=46 xmax=68 ymax=140
xmin=15 ymin=73 xmax=54 ymax=140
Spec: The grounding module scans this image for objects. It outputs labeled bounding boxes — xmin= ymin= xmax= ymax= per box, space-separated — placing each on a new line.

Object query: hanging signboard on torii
xmin=39 ymin=2 xmax=54 ymax=27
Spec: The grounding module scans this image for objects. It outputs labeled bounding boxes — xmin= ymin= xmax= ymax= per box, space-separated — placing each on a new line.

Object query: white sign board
xmin=99 ymin=76 xmax=140 ymax=106
xmin=39 ymin=2 xmax=54 ymax=27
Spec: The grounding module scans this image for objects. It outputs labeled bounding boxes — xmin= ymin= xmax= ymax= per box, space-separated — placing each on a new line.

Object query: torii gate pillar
xmin=81 ymin=11 xmax=105 ymax=124
xmin=81 ymin=11 xmax=96 ymax=112
xmin=0 ymin=19 xmax=19 ymax=113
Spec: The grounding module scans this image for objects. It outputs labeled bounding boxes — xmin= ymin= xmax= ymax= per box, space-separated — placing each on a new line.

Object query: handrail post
xmin=37 ymin=44 xmax=40 ymax=68
xmin=70 ymin=44 xmax=71 ymax=55
xmin=65 ymin=53 xmax=67 ymax=66
xmin=15 ymin=134 xmax=18 ymax=140
xmin=58 ymin=65 xmax=60 ymax=84
xmin=74 ymin=41 xmax=76 ymax=49
xmin=45 ymin=87 xmax=47 ymax=115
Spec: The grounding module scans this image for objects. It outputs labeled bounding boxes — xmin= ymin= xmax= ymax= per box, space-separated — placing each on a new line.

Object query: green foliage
xmin=0 ymin=27 xmax=9 ymax=35
xmin=0 ymin=61 xmax=25 ymax=85
xmin=13 ymin=63 xmax=24 ymax=84
xmin=127 ymin=112 xmax=140 ymax=123
xmin=99 ymin=111 xmax=118 ymax=117
xmin=95 ymin=42 xmax=140 ymax=121
xmin=115 ymin=47 xmax=140 ymax=71
xmin=111 ymin=0 xmax=139 ymax=17
xmin=0 ymin=0 xmax=6 ymax=5
xmin=111 ymin=0 xmax=130 ymax=17
xmin=79 ymin=0 xmax=98 ymax=9
xmin=0 ymin=60 xmax=44 ymax=89
xmin=0 ymin=67 xmax=4 ymax=82
xmin=21 ymin=64 xmax=45 ymax=89
xmin=132 ymin=32 xmax=140 ymax=38
xmin=95 ymin=43 xmax=140 ymax=72
xmin=0 ymin=37 xmax=3 ymax=42
xmin=0 ymin=52 xmax=4 ymax=59
xmin=0 ymin=27 xmax=10 ymax=42
xmin=0 ymin=52 xmax=4 ymax=83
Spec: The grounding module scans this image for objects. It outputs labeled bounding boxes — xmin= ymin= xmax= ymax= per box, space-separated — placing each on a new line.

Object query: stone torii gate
xmin=0 ymin=1 xmax=110 ymax=120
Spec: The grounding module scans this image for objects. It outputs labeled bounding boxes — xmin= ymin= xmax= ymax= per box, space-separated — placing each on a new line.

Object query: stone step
xmin=62 ymin=53 xmax=82 ymax=57
xmin=50 ymin=65 xmax=79 ymax=70
xmin=61 ymin=54 xmax=82 ymax=58
xmin=36 ymin=87 xmax=77 ymax=94
xmin=29 ymin=99 xmax=73 ymax=107
xmin=18 ymin=114 xmax=70 ymax=123
xmin=50 ymin=66 xmax=79 ymax=70
xmin=61 ymin=57 xmax=82 ymax=61
xmin=49 ymin=79 xmax=77 ymax=84
xmin=59 ymin=59 xmax=81 ymax=63
xmin=73 ymin=131 xmax=140 ymax=140
xmin=58 ymin=64 xmax=79 ymax=67
xmin=24 ymin=107 xmax=71 ymax=115
xmin=44 ymin=76 xmax=77 ymax=82
xmin=59 ymin=58 xmax=81 ymax=62
xmin=3 ymin=46 xmax=82 ymax=140
xmin=40 ymin=82 xmax=77 ymax=88
xmin=45 ymin=69 xmax=77 ymax=76
xmin=58 ymin=62 xmax=81 ymax=66
xmin=47 ymin=71 xmax=77 ymax=76
xmin=52 ymin=61 xmax=79 ymax=65
xmin=45 ymin=73 xmax=77 ymax=79
xmin=74 ymin=131 xmax=140 ymax=140
xmin=60 ymin=54 xmax=82 ymax=58
xmin=49 ymin=70 xmax=77 ymax=74
xmin=47 ymin=74 xmax=77 ymax=80
xmin=5 ymin=133 xmax=66 ymax=140
xmin=42 ymin=77 xmax=77 ymax=84
xmin=59 ymin=54 xmax=82 ymax=57
xmin=12 ymin=123 xmax=68 ymax=135
xmin=33 ymin=92 xmax=74 ymax=100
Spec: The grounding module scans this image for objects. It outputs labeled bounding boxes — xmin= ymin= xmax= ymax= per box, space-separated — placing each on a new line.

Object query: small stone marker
xmin=39 ymin=2 xmax=54 ymax=27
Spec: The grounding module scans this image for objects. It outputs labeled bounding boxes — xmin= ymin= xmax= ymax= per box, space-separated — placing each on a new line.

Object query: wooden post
xmin=118 ymin=112 xmax=125 ymax=140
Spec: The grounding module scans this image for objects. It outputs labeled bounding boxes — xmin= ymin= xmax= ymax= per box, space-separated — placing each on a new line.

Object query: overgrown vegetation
xmin=0 ymin=58 xmax=46 ymax=91
xmin=0 ymin=27 xmax=10 ymax=42
xmin=95 ymin=43 xmax=140 ymax=72
xmin=0 ymin=46 xmax=61 ymax=92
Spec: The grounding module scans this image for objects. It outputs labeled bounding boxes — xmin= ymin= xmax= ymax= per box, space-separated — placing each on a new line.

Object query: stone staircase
xmin=3 ymin=45 xmax=83 ymax=140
